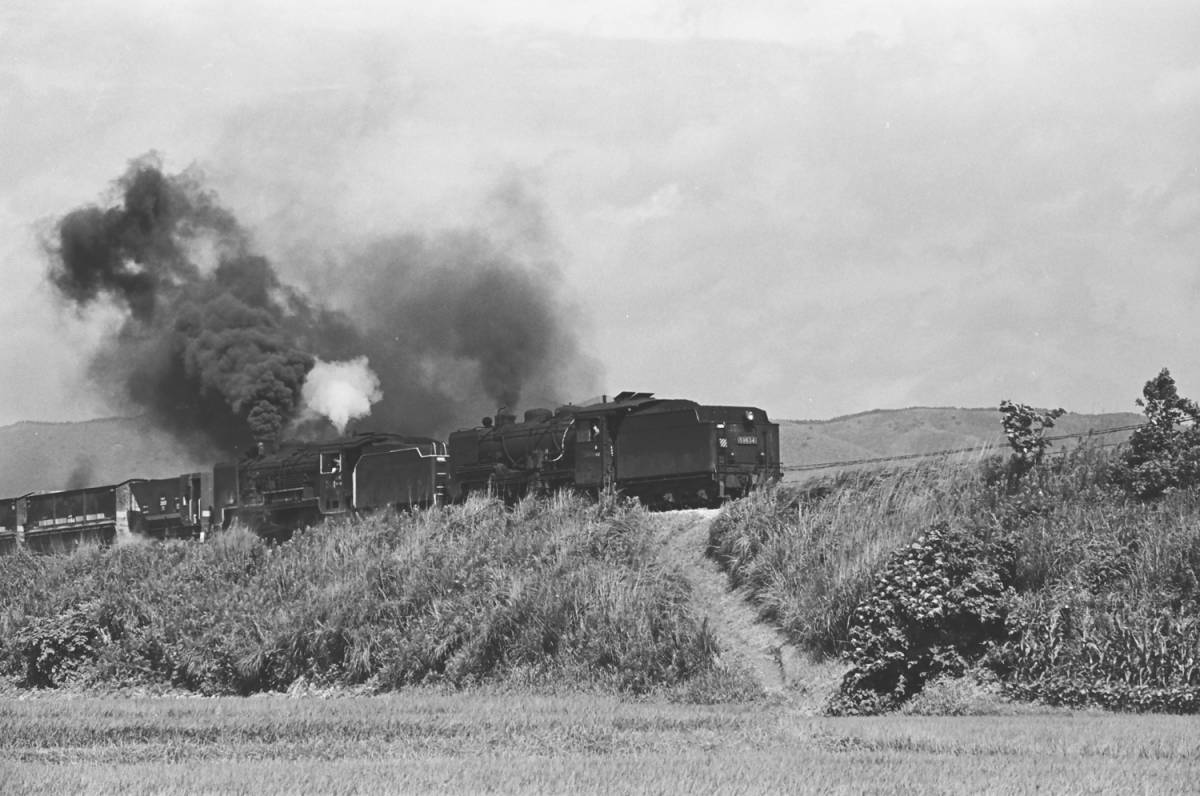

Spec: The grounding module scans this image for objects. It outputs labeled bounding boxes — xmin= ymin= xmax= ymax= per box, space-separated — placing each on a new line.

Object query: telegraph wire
xmin=780 ymin=421 xmax=1149 ymax=473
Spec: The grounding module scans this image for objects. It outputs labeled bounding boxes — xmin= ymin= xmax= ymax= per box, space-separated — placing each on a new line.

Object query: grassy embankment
xmin=0 ymin=492 xmax=746 ymax=699
xmin=709 ymin=444 xmax=1200 ymax=713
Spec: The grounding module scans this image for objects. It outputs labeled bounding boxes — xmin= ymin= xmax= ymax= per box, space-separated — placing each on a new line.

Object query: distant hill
xmin=0 ymin=407 xmax=1148 ymax=495
xmin=777 ymin=407 xmax=1145 ymax=480
xmin=0 ymin=418 xmax=209 ymax=497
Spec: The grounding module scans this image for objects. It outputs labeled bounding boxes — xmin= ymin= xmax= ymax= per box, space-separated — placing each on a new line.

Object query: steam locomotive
xmin=0 ymin=392 xmax=780 ymax=552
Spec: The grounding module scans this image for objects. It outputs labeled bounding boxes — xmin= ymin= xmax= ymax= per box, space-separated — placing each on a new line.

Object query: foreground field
xmin=3 ymin=692 xmax=1200 ymax=794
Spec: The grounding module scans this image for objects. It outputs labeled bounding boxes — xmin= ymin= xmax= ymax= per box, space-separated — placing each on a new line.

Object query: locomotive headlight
xmin=744 ymin=410 xmax=755 ymax=423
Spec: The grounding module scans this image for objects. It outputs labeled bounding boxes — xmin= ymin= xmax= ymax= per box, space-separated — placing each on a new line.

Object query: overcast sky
xmin=2 ymin=0 xmax=1199 ymax=425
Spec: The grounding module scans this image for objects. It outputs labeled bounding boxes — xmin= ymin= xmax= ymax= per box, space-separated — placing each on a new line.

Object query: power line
xmin=780 ymin=421 xmax=1146 ymax=473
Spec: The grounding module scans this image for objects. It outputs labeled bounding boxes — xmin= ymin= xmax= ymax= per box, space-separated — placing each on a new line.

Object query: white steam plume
xmin=301 ymin=356 xmax=383 ymax=433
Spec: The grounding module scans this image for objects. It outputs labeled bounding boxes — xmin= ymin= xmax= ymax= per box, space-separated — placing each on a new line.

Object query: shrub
xmin=16 ymin=604 xmax=106 ymax=688
xmin=899 ymin=668 xmax=1015 ymax=716
xmin=999 ymin=400 xmax=1066 ymax=473
xmin=1119 ymin=368 xmax=1200 ymax=498
xmin=826 ymin=522 xmax=1011 ymax=715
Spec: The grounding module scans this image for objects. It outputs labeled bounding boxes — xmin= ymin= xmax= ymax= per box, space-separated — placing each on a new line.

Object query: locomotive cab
xmin=317 ymin=449 xmax=347 ymax=513
xmin=572 ymin=415 xmax=610 ymax=490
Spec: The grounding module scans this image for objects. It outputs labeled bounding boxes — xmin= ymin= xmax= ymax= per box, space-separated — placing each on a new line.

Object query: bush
xmin=999 ymin=400 xmax=1066 ymax=475
xmin=826 ymin=522 xmax=1011 ymax=715
xmin=899 ymin=669 xmax=1015 ymax=716
xmin=16 ymin=604 xmax=106 ymax=688
xmin=1119 ymin=368 xmax=1200 ymax=498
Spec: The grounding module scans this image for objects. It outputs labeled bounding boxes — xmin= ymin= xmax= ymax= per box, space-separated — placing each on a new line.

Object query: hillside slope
xmin=778 ymin=407 xmax=1143 ymax=477
xmin=0 ymin=418 xmax=209 ymax=496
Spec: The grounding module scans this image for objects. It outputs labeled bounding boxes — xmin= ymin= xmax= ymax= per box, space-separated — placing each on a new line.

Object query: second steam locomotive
xmin=0 ymin=392 xmax=781 ymax=551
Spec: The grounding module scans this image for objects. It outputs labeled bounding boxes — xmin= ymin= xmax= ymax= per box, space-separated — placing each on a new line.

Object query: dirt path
xmin=654 ymin=509 xmax=844 ymax=710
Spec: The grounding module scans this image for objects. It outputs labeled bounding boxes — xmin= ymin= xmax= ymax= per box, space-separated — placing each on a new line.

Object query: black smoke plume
xmin=337 ymin=233 xmax=567 ymax=431
xmin=47 ymin=155 xmax=590 ymax=453
xmin=49 ymin=156 xmax=315 ymax=450
xmin=64 ymin=456 xmax=97 ymax=491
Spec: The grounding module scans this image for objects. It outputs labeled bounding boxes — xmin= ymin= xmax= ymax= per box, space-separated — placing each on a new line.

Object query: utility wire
xmin=781 ymin=420 xmax=1147 ymax=473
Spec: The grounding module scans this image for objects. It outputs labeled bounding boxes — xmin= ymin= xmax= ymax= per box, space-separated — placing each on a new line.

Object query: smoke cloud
xmin=46 ymin=155 xmax=591 ymax=454
xmin=300 ymin=357 xmax=382 ymax=433
xmin=64 ymin=456 xmax=97 ymax=491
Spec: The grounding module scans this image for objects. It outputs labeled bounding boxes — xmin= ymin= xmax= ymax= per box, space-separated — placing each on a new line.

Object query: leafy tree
xmin=999 ymin=400 xmax=1066 ymax=470
xmin=1122 ymin=368 xmax=1200 ymax=498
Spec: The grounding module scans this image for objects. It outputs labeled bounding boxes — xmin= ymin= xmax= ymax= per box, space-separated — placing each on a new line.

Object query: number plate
xmin=736 ymin=435 xmax=758 ymax=446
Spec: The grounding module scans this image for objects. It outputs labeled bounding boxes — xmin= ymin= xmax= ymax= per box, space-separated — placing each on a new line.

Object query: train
xmin=0 ymin=392 xmax=781 ymax=552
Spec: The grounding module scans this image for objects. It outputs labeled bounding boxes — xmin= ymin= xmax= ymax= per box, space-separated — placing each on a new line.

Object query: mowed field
xmin=4 ymin=692 xmax=1200 ymax=794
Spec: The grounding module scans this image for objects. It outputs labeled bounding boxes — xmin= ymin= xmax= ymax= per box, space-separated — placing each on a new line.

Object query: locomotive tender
xmin=0 ymin=392 xmax=780 ymax=551
xmin=451 ymin=391 xmax=779 ymax=507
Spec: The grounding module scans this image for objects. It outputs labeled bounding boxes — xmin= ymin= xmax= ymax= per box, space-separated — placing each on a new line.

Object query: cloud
xmin=1153 ymin=65 xmax=1200 ymax=108
xmin=3 ymin=0 xmax=1200 ymax=429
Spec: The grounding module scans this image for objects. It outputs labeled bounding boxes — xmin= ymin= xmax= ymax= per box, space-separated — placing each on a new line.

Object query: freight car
xmin=0 ymin=475 xmax=211 ymax=554
xmin=0 ymin=434 xmax=448 ymax=549
xmin=449 ymin=392 xmax=781 ymax=507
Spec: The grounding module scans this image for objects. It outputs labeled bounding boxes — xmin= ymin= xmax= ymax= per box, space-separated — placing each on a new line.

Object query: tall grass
xmin=0 ymin=493 xmax=718 ymax=695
